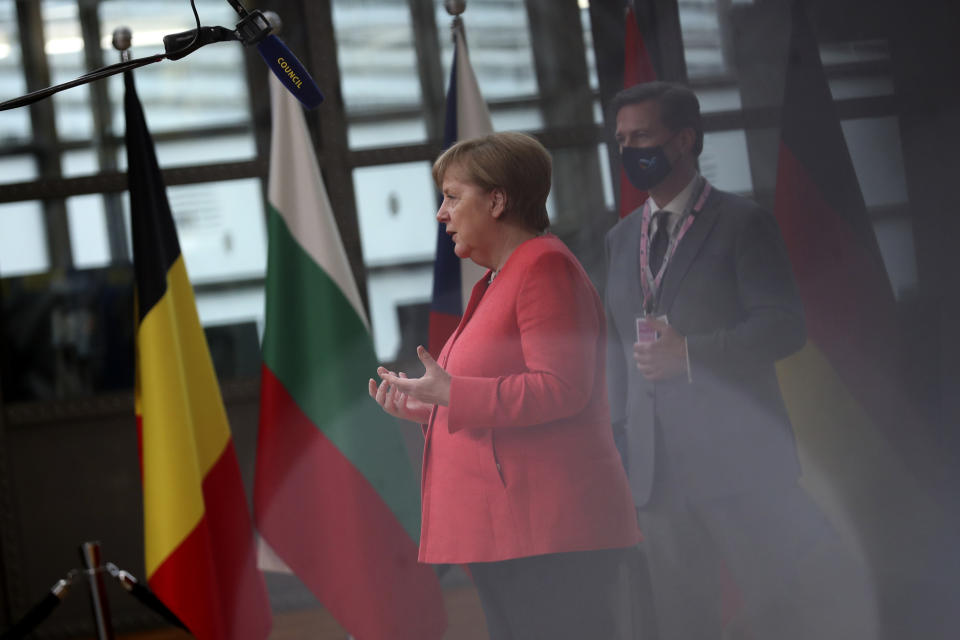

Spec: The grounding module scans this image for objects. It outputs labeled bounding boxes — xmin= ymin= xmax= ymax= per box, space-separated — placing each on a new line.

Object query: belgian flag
xmin=773 ymin=1 xmax=955 ymax=633
xmin=126 ymin=70 xmax=271 ymax=640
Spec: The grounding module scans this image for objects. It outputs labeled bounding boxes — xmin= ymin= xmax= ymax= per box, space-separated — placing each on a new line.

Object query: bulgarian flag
xmin=428 ymin=16 xmax=493 ymax=355
xmin=253 ymin=74 xmax=446 ymax=640
xmin=619 ymin=1 xmax=657 ymax=218
xmin=127 ymin=70 xmax=272 ymax=640
xmin=774 ymin=0 xmax=950 ymax=622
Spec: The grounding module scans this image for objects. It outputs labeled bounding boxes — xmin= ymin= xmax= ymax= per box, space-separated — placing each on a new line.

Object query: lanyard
xmin=639 ymin=177 xmax=712 ymax=313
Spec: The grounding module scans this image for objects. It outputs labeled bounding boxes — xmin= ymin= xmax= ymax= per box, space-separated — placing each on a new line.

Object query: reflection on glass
xmin=828 ymin=75 xmax=894 ymax=101
xmin=597 ymin=143 xmax=614 ymax=210
xmin=0 ymin=266 xmax=135 ymax=401
xmin=678 ymin=0 xmax=727 ymax=79
xmin=700 ymin=129 xmax=753 ymax=195
xmin=353 ymin=161 xmax=437 ymax=267
xmin=580 ymin=3 xmax=598 ymax=91
xmin=0 ymin=200 xmax=49 ymax=276
xmin=0 ymin=270 xmax=264 ymax=402
xmin=873 ymin=217 xmax=918 ymax=301
xmin=841 ymin=117 xmax=908 ymax=208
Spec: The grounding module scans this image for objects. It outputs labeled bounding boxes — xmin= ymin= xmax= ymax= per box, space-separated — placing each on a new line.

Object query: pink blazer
xmin=419 ymin=235 xmax=640 ymax=563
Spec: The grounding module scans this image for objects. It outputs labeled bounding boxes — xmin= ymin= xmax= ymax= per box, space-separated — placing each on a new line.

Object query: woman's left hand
xmin=378 ymin=345 xmax=451 ymax=407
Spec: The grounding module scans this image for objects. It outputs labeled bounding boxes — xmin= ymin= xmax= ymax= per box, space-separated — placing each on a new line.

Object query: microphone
xmin=162 ymin=26 xmax=238 ymax=60
xmin=229 ymin=3 xmax=324 ymax=109
xmin=255 ymin=34 xmax=324 ymax=110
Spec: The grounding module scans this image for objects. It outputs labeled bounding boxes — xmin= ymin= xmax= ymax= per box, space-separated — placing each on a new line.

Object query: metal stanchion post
xmin=79 ymin=541 xmax=115 ymax=640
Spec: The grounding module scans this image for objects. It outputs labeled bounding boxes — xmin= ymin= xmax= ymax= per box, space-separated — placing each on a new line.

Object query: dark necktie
xmin=649 ymin=210 xmax=670 ymax=275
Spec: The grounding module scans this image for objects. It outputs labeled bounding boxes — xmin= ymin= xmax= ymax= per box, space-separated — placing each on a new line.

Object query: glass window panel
xmin=696 ymin=85 xmax=742 ymax=113
xmin=62 ymin=148 xmax=96 ymax=177
xmin=841 ymin=117 xmax=908 ymax=208
xmin=67 ymin=194 xmax=111 ymax=269
xmin=597 ymin=143 xmax=614 ymax=211
xmin=99 ymin=1 xmax=251 ymax=134
xmin=0 ymin=155 xmax=37 ymax=185
xmin=490 ymin=105 xmax=542 ymax=132
xmin=828 ymin=74 xmax=894 ymax=100
xmin=348 ymin=118 xmax=427 ymax=151
xmin=354 ymin=162 xmax=437 ymax=267
xmin=115 ymin=134 xmax=257 ymax=170
xmin=819 ymin=39 xmax=889 ymax=66
xmin=0 ymin=200 xmax=49 ymax=276
xmin=435 ymin=0 xmax=539 ymax=101
xmin=579 ymin=1 xmax=598 ymax=91
xmin=116 ymin=177 xmax=266 ymax=284
xmin=42 ymin=1 xmax=93 ymax=140
xmin=38 ymin=1 xmax=253 ymax=149
xmin=0 ymin=1 xmax=30 ymax=143
xmin=196 ymin=291 xmax=265 ymax=380
xmin=195 ymin=286 xmax=265 ymax=336
xmin=332 ymin=0 xmax=422 ymax=112
xmin=166 ymin=178 xmax=266 ymax=284
xmin=872 ymin=217 xmax=918 ymax=302
xmin=367 ymin=266 xmax=433 ymax=362
xmin=700 ymin=129 xmax=753 ymax=195
xmin=679 ymin=0 xmax=727 ymax=79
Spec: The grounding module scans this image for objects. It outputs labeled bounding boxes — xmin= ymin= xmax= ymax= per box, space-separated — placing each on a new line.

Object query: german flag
xmin=774 ymin=0 xmax=953 ymax=630
xmin=126 ymin=70 xmax=271 ymax=640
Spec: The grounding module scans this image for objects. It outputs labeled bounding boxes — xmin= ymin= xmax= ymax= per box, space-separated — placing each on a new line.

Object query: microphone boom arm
xmin=0 ymin=25 xmax=241 ymax=112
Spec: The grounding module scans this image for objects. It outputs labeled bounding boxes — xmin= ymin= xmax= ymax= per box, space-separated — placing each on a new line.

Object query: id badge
xmin=636 ymin=315 xmax=659 ymax=344
xmin=635 ymin=314 xmax=668 ymax=344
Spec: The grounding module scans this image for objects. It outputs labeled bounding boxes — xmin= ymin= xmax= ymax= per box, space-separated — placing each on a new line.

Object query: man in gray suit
xmin=605 ymin=82 xmax=875 ymax=639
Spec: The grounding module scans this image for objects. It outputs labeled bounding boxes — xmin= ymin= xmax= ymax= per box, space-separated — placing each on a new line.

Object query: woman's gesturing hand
xmin=368 ymin=370 xmax=433 ymax=424
xmin=377 ymin=345 xmax=450 ymax=402
xmin=368 ymin=346 xmax=450 ymax=423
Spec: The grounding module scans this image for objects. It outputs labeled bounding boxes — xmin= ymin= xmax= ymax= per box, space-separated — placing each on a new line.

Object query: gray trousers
xmin=636 ymin=481 xmax=879 ymax=640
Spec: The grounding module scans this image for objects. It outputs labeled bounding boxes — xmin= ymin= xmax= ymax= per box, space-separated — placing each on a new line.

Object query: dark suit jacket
xmin=605 ymin=184 xmax=806 ymax=506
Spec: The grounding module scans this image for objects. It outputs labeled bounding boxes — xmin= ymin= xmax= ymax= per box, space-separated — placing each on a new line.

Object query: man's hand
xmin=633 ymin=318 xmax=688 ymax=381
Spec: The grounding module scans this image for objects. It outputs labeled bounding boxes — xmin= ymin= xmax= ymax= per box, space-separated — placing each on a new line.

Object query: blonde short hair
xmin=432 ymin=131 xmax=551 ymax=232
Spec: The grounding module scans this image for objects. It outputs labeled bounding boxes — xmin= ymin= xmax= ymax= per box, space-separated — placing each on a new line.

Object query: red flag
xmin=619 ymin=5 xmax=657 ymax=218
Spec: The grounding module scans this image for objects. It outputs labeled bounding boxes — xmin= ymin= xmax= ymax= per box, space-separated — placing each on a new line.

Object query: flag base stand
xmin=0 ymin=541 xmax=188 ymax=640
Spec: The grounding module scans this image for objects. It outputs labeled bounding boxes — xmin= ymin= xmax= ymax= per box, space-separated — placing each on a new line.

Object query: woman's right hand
xmin=368 ymin=370 xmax=433 ymax=424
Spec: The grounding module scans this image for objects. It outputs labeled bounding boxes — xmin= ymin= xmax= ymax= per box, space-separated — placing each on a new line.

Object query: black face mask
xmin=621 ymin=142 xmax=673 ymax=191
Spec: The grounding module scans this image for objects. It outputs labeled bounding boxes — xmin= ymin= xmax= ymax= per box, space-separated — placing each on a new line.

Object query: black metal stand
xmin=0 ymin=541 xmax=189 ymax=640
